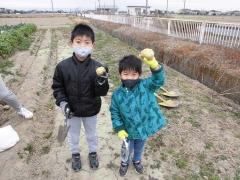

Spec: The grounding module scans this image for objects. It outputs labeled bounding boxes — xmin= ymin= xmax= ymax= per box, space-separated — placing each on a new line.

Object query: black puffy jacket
xmin=52 ymin=54 xmax=109 ymax=117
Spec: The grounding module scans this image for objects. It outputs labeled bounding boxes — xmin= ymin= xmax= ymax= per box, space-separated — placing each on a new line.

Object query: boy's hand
xmin=60 ymin=101 xmax=71 ymax=119
xmin=96 ymin=67 xmax=106 ymax=76
xmin=139 ymin=48 xmax=159 ymax=70
xmin=117 ymin=130 xmax=128 ymax=140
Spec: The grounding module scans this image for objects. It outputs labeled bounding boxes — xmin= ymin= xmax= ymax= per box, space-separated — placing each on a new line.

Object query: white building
xmin=127 ymin=6 xmax=150 ymax=16
xmin=96 ymin=6 xmax=118 ymax=14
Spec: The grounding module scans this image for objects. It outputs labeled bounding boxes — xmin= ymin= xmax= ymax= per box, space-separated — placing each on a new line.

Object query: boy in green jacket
xmin=110 ymin=49 xmax=166 ymax=176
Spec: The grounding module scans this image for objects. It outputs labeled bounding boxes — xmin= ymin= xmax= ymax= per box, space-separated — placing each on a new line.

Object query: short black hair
xmin=71 ymin=23 xmax=95 ymax=42
xmin=119 ymin=55 xmax=142 ymax=74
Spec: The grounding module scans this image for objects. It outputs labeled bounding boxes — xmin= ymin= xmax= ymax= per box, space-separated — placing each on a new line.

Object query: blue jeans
xmin=128 ymin=139 xmax=146 ymax=163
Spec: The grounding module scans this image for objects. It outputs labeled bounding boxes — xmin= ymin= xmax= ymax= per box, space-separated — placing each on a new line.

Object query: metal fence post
xmin=199 ymin=21 xmax=206 ymax=44
xmin=168 ymin=19 xmax=171 ymax=35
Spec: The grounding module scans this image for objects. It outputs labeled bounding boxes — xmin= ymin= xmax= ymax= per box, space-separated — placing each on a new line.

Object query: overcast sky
xmin=0 ymin=0 xmax=239 ymax=11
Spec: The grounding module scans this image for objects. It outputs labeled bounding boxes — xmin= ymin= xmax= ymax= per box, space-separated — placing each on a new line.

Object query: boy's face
xmin=72 ymin=35 xmax=95 ymax=61
xmin=120 ymin=70 xmax=140 ymax=80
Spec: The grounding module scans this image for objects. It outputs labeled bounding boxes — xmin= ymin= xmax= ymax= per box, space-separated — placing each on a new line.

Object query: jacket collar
xmin=72 ymin=53 xmax=92 ymax=66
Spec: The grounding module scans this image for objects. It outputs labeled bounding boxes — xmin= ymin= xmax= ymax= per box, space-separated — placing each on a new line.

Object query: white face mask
xmin=73 ymin=47 xmax=92 ymax=58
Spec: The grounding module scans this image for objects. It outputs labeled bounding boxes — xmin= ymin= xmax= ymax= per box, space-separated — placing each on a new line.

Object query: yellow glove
xmin=139 ymin=48 xmax=159 ymax=70
xmin=117 ymin=130 xmax=128 ymax=140
xmin=96 ymin=66 xmax=106 ymax=76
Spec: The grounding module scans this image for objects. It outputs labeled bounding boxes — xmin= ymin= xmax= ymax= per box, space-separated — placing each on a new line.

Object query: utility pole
xmin=51 ymin=0 xmax=54 ymax=12
xmin=166 ymin=0 xmax=168 ymax=14
xmin=113 ymin=0 xmax=116 ymax=14
xmin=98 ymin=0 xmax=101 ymax=9
xmin=146 ymin=0 xmax=148 ymax=16
xmin=183 ymin=0 xmax=186 ymax=9
xmin=98 ymin=0 xmax=101 ymax=13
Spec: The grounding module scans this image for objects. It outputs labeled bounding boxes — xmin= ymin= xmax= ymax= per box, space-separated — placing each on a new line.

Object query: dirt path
xmin=22 ymin=27 xmax=165 ymax=180
xmin=0 ymin=18 xmax=240 ymax=180
xmin=0 ymin=25 xmax=165 ymax=180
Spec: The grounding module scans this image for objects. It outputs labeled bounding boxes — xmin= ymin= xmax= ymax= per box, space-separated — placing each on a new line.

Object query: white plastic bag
xmin=0 ymin=125 xmax=20 ymax=152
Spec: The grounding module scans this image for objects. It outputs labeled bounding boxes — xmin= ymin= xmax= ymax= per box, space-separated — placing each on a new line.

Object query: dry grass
xmin=90 ymin=19 xmax=240 ymax=105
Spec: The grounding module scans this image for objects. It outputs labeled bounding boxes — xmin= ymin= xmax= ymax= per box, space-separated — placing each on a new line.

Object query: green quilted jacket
xmin=110 ymin=66 xmax=166 ymax=140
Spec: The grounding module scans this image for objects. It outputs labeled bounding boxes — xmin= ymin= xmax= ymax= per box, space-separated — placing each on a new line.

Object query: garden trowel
xmin=121 ymin=138 xmax=130 ymax=163
xmin=154 ymin=93 xmax=179 ymax=108
xmin=159 ymin=87 xmax=181 ymax=98
xmin=57 ymin=110 xmax=71 ymax=145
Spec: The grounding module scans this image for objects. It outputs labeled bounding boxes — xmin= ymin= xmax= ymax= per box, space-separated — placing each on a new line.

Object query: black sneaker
xmin=133 ymin=161 xmax=144 ymax=174
xmin=89 ymin=152 xmax=99 ymax=169
xmin=72 ymin=153 xmax=81 ymax=172
xmin=119 ymin=162 xmax=129 ymax=177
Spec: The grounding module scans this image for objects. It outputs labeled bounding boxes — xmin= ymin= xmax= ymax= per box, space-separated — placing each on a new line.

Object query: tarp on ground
xmin=0 ymin=125 xmax=20 ymax=152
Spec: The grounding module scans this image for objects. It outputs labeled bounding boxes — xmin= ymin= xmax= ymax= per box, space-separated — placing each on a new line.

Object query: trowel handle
xmin=64 ymin=118 xmax=68 ymax=126
xmin=154 ymin=93 xmax=165 ymax=102
xmin=123 ymin=138 xmax=129 ymax=148
xmin=160 ymin=87 xmax=168 ymax=93
xmin=65 ymin=111 xmax=74 ymax=121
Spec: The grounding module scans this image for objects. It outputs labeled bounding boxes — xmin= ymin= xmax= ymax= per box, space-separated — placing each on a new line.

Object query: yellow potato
xmin=140 ymin=48 xmax=154 ymax=60
xmin=96 ymin=67 xmax=106 ymax=76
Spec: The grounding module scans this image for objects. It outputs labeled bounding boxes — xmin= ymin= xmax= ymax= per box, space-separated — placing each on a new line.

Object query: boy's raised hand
xmin=118 ymin=130 xmax=128 ymax=140
xmin=139 ymin=48 xmax=159 ymax=70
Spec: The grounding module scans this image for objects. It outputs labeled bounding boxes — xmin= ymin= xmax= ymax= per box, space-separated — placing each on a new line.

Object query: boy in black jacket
xmin=52 ymin=24 xmax=109 ymax=172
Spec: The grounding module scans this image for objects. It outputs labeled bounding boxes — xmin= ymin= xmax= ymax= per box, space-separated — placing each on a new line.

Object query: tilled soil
xmin=0 ymin=17 xmax=240 ymax=180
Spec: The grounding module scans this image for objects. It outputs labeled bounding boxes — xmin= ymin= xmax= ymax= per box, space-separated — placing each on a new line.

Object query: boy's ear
xmin=92 ymin=42 xmax=96 ymax=48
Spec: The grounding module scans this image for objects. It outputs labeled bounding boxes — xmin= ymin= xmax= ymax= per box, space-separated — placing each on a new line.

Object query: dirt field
xmin=0 ymin=16 xmax=240 ymax=180
xmin=0 ymin=14 xmax=74 ymax=28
